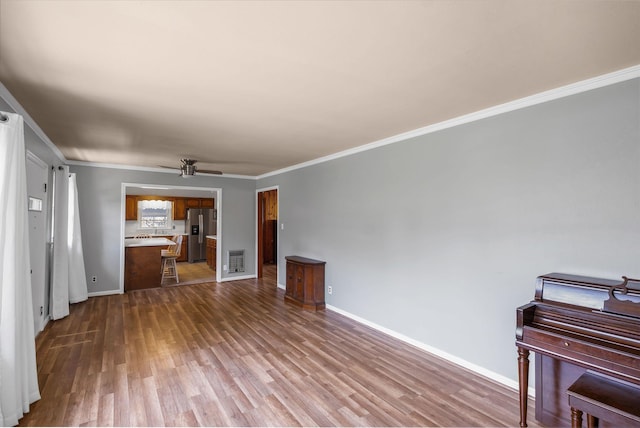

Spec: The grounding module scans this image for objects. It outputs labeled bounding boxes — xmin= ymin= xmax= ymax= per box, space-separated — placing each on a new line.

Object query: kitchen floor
xmin=161 ymin=261 xmax=215 ymax=286
xmin=161 ymin=262 xmax=277 ymax=287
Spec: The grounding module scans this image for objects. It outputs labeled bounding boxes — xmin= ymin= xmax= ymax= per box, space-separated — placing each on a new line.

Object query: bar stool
xmin=161 ymin=235 xmax=182 ymax=284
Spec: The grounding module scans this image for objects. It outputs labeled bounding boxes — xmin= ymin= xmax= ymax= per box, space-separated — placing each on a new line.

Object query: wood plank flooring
xmin=161 ymin=261 xmax=217 ymax=287
xmin=20 ymin=269 xmax=538 ymax=427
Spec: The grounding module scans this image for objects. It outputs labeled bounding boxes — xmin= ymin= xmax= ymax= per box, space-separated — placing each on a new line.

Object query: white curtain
xmin=0 ymin=112 xmax=41 ymax=426
xmin=51 ymin=167 xmax=88 ymax=320
xmin=67 ymin=173 xmax=88 ymax=304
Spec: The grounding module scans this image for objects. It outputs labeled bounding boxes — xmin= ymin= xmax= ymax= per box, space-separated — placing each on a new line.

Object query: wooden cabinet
xmin=125 ymin=195 xmax=138 ymax=220
xmin=186 ymin=197 xmax=215 ymax=209
xmin=126 ymin=196 xmax=213 ymax=221
xmin=173 ymin=198 xmax=187 ymax=220
xmin=185 ymin=198 xmax=201 ymax=209
xmin=124 ymin=245 xmax=163 ymax=291
xmin=206 ymin=237 xmax=217 ymax=270
xmin=285 ymin=256 xmax=326 ymax=311
xmin=200 ymin=198 xmax=214 ymax=209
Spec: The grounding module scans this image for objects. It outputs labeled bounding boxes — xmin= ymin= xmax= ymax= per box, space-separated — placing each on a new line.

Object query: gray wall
xmin=70 ymin=165 xmax=256 ymax=294
xmin=257 ymin=78 xmax=640 ymax=384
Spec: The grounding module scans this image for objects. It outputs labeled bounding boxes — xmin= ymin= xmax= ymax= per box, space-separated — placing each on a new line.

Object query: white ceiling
xmin=1 ymin=1 xmax=639 ymax=177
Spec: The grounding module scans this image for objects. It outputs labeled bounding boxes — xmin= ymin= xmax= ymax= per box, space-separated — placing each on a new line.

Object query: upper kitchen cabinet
xmin=126 ymin=195 xmax=138 ymax=220
xmin=126 ymin=196 xmax=214 ymax=221
xmin=173 ymin=198 xmax=187 ymax=220
xmin=185 ymin=198 xmax=215 ymax=209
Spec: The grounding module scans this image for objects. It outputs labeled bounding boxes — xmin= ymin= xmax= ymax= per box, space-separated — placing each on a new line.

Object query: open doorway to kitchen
xmin=120 ymin=183 xmax=221 ymax=293
xmin=256 ymin=187 xmax=278 ymax=282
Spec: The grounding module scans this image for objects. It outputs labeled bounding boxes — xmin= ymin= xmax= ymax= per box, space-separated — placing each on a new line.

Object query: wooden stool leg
xmin=161 ymin=258 xmax=167 ymax=282
xmin=586 ymin=414 xmax=598 ymax=428
xmin=571 ymin=407 xmax=583 ymax=428
xmin=172 ymin=258 xmax=179 ymax=282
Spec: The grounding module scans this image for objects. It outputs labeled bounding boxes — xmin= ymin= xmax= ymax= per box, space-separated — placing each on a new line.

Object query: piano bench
xmin=567 ymin=372 xmax=640 ymax=428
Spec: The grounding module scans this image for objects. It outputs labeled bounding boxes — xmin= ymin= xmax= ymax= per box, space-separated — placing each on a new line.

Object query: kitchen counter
xmin=125 ymin=237 xmax=174 ymax=247
xmin=125 ymin=233 xmax=187 ymax=239
xmin=124 ymin=238 xmax=175 ymax=291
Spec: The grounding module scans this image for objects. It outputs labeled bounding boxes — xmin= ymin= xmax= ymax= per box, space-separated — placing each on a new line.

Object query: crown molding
xmin=257 ymin=64 xmax=640 ymax=180
xmin=0 ymin=80 xmax=66 ymax=162
xmin=66 ymin=159 xmax=255 ymax=180
xmin=3 ymin=64 xmax=639 ymax=181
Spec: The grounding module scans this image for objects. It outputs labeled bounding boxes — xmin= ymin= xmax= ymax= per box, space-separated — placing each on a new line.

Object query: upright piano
xmin=515 ymin=273 xmax=640 ymax=427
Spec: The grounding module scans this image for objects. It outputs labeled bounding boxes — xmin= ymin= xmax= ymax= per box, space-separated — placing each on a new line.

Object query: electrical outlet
xmin=328 ymin=286 xmax=332 ymax=295
xmin=223 ymin=264 xmax=228 ymax=271
xmin=91 ymin=276 xmax=97 ymax=283
xmin=40 ymin=306 xmax=43 ymax=316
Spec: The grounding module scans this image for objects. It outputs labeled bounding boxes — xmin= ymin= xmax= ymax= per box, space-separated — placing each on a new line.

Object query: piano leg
xmin=571 ymin=407 xmax=583 ymax=428
xmin=517 ymin=347 xmax=530 ymax=427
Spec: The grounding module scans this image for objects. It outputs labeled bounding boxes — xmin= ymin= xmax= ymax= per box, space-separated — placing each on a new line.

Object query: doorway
xmin=26 ymin=151 xmax=49 ymax=333
xmin=257 ymin=187 xmax=278 ymax=281
xmin=120 ymin=183 xmax=222 ymax=292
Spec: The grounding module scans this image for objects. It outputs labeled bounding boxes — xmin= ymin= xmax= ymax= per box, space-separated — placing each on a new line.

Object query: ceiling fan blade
xmin=197 ymin=168 xmax=223 ymax=175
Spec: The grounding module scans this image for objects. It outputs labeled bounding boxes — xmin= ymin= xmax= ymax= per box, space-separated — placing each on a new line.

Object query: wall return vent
xmin=228 ymin=250 xmax=245 ymax=273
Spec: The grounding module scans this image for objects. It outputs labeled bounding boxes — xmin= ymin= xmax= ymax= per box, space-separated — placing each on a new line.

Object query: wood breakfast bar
xmin=124 ymin=237 xmax=174 ymax=291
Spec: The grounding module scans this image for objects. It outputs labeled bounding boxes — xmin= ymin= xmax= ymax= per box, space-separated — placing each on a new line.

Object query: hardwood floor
xmin=162 ymin=261 xmax=216 ymax=287
xmin=20 ymin=270 xmax=538 ymax=427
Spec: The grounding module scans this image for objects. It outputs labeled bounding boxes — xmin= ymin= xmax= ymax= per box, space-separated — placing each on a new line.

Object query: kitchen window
xmin=138 ymin=200 xmax=173 ymax=229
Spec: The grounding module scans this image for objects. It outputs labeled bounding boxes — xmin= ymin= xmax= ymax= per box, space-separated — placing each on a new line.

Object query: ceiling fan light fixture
xmin=180 ymin=163 xmax=196 ymax=177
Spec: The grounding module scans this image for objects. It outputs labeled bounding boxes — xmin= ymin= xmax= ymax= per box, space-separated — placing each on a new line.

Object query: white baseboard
xmin=220 ymin=274 xmax=257 ymax=282
xmin=325 ymin=303 xmax=535 ymax=399
xmin=88 ymin=289 xmax=122 ymax=297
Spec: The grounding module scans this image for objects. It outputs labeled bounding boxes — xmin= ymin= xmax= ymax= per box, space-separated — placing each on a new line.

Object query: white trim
xmin=220 ymin=274 xmax=257 ymax=282
xmin=88 ymin=290 xmax=122 ymax=297
xmin=277 ymin=282 xmax=285 ymax=290
xmin=326 ymin=303 xmax=536 ymax=399
xmin=67 ymin=159 xmax=255 ymax=180
xmin=26 ymin=150 xmax=48 ymax=169
xmin=4 ymin=65 xmax=638 ymax=181
xmin=0 ymin=81 xmax=66 ymax=162
xmin=257 ymin=64 xmax=640 ymax=180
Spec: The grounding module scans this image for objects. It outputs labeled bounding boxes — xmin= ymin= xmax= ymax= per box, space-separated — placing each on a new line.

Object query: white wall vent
xmin=228 ymin=250 xmax=245 ymax=273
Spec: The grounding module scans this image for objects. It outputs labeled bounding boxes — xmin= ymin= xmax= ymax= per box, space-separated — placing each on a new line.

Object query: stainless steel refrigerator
xmin=187 ymin=208 xmax=216 ymax=262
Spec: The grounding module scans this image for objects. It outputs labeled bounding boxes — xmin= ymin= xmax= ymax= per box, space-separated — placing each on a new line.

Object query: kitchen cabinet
xmin=124 ymin=243 xmax=166 ymax=290
xmin=126 ymin=195 xmax=138 ymax=220
xmin=186 ymin=197 xmax=215 ymax=209
xmin=173 ymin=198 xmax=187 ymax=220
xmin=126 ymin=196 xmax=213 ymax=221
xmin=285 ymin=256 xmax=326 ymax=311
xmin=201 ymin=198 xmax=214 ymax=209
xmin=186 ymin=198 xmax=201 ymax=209
xmin=206 ymin=237 xmax=217 ymax=270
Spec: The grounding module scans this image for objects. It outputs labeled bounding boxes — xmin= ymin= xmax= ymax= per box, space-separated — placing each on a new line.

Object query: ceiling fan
xmin=160 ymin=158 xmax=223 ymax=177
